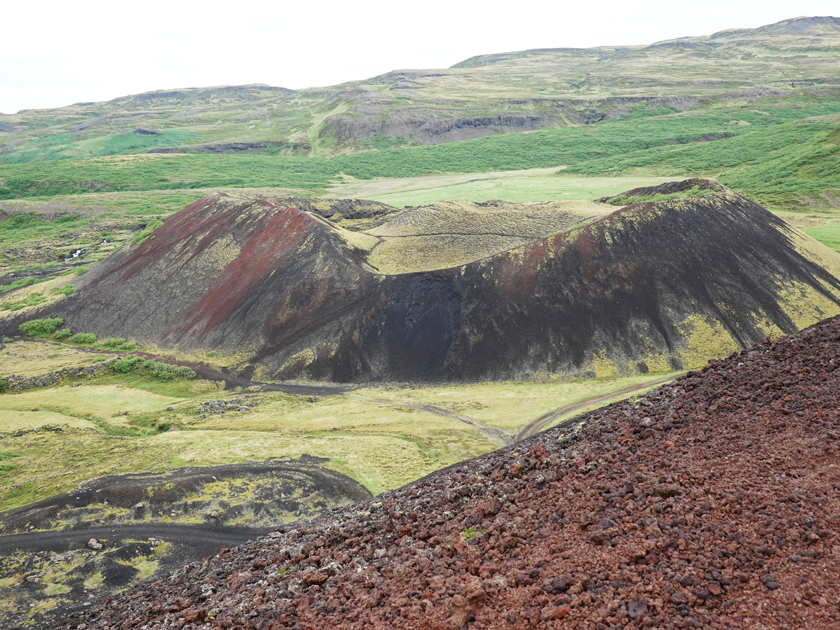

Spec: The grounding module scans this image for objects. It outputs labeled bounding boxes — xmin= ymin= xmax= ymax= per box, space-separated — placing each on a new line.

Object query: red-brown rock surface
xmin=56 ymin=317 xmax=840 ymax=630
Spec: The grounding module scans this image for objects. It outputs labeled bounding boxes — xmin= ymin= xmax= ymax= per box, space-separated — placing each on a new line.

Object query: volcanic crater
xmin=10 ymin=179 xmax=840 ymax=382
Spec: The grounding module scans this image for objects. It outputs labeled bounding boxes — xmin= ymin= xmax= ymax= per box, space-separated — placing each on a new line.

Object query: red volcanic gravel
xmin=56 ymin=317 xmax=840 ymax=630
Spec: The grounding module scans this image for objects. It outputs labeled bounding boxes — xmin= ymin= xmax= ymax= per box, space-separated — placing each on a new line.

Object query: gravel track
xmin=514 ymin=373 xmax=682 ymax=442
xmin=0 ymin=524 xmax=268 ymax=554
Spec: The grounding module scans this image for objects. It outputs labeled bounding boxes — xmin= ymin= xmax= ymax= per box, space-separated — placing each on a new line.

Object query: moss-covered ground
xmin=0 ymin=340 xmax=680 ymax=515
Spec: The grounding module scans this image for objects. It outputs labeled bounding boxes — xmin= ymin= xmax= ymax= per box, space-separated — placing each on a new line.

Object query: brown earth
xmin=52 ymin=314 xmax=840 ymax=630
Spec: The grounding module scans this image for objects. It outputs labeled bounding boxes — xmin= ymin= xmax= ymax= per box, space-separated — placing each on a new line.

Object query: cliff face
xmin=53 ymin=315 xmax=840 ymax=630
xmin=39 ymin=182 xmax=840 ymax=382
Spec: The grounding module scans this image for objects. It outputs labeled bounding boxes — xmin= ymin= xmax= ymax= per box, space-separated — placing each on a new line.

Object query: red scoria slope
xmin=56 ymin=318 xmax=840 ymax=630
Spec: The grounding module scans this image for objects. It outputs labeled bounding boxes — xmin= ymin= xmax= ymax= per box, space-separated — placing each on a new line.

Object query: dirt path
xmin=22 ymin=338 xmax=352 ymax=396
xmin=514 ymin=373 xmax=682 ymax=442
xmin=0 ymin=523 xmax=269 ymax=554
xmin=346 ymin=394 xmax=513 ymax=447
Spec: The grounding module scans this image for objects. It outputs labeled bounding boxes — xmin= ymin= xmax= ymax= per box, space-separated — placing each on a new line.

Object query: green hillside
xmin=2 ymin=100 xmax=839 ymax=207
xmin=1 ymin=16 xmax=840 ymax=255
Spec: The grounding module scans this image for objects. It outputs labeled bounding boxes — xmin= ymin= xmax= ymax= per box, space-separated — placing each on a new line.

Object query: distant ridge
xmin=455 ymin=16 xmax=840 ymax=69
xmin=2 ymin=15 xmax=838 ymax=153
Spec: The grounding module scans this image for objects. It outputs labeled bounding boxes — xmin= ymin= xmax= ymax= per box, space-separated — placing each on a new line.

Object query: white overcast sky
xmin=2 ymin=0 xmax=838 ymax=115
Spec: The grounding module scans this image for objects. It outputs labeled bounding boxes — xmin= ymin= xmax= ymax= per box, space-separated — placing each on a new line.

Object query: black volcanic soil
xmin=0 ymin=456 xmax=372 ymax=534
xmin=0 ymin=458 xmax=371 ymax=630
xmin=54 ymin=315 xmax=840 ymax=630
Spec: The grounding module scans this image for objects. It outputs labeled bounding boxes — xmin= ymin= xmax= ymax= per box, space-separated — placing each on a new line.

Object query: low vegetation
xmin=18 ymin=318 xmax=64 ymax=338
xmin=130 ymin=218 xmax=164 ymax=246
xmin=0 ymin=339 xmax=680 ymax=510
xmin=70 ymin=332 xmax=96 ymax=344
xmin=110 ymin=356 xmax=195 ymax=380
xmin=1 ymin=292 xmax=47 ymax=311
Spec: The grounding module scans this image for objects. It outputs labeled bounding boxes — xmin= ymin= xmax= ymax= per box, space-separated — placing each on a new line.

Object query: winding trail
xmin=346 ymin=394 xmax=513 ymax=447
xmin=0 ymin=524 xmax=269 ymax=554
xmin=514 ymin=373 xmax=682 ymax=442
xmin=23 ymin=338 xmax=351 ymax=397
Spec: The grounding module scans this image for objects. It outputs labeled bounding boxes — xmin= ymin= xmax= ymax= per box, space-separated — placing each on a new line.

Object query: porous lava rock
xmin=18 ymin=181 xmax=840 ymax=382
xmin=54 ymin=316 xmax=840 ymax=629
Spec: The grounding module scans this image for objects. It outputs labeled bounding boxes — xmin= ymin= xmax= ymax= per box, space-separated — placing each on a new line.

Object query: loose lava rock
xmin=54 ymin=315 xmax=840 ymax=629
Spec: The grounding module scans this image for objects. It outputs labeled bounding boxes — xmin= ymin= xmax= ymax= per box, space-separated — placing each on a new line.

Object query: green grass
xmin=50 ymin=285 xmax=75 ymax=296
xmin=326 ymin=168 xmax=681 ymax=207
xmin=602 ymin=185 xmax=717 ymax=206
xmin=1 ymin=483 xmax=38 ymax=510
xmin=1 ymin=277 xmax=39 ymax=290
xmin=0 ymin=339 xmax=682 ymax=506
xmin=0 ymin=459 xmax=18 ymax=479
xmin=1 ymin=292 xmax=48 ymax=311
xmin=565 ymin=117 xmax=840 ymax=206
xmin=803 ymin=224 xmax=840 ymax=253
xmin=1 ymin=130 xmax=195 ymax=164
xmin=0 ymin=212 xmax=90 ymax=245
xmin=3 ymin=102 xmax=839 ymax=205
xmin=131 ymin=218 xmax=164 ymax=245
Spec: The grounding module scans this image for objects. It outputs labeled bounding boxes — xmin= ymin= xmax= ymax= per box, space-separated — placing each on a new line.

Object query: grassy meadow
xmin=0 ymin=340 xmax=679 ymax=509
xmin=3 ymin=101 xmax=840 ymax=208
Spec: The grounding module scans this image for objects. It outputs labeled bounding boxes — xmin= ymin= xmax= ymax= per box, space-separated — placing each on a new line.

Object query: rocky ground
xmin=51 ymin=315 xmax=840 ymax=629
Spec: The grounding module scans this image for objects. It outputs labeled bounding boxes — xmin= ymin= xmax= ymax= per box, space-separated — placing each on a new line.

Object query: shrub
xmin=206 ymin=350 xmax=219 ymax=357
xmin=2 ymin=337 xmax=12 ymax=344
xmin=19 ymin=317 xmax=64 ymax=337
xmin=51 ymin=285 xmax=76 ymax=296
xmin=0 ymin=378 xmax=8 ymax=393
xmin=110 ymin=357 xmax=195 ymax=380
xmin=112 ymin=356 xmax=144 ymax=372
xmin=142 ymin=359 xmax=196 ymax=380
xmin=53 ymin=328 xmax=73 ymax=340
xmin=71 ymin=332 xmax=97 ymax=344
xmin=75 ymin=265 xmax=90 ymax=276
xmin=102 ymin=338 xmax=140 ymax=351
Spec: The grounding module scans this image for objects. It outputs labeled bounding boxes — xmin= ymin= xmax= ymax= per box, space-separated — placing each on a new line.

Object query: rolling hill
xmin=1 ymin=17 xmax=839 ymax=157
xmin=1 ymin=16 xmax=839 ymax=215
